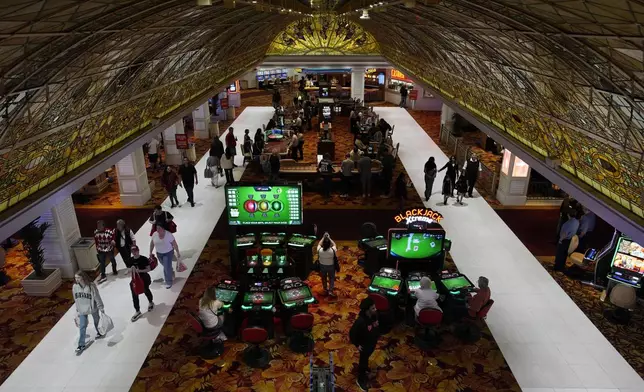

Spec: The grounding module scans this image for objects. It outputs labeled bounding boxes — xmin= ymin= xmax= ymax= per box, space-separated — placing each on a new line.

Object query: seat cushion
xmin=569 ymin=252 xmax=585 ymax=266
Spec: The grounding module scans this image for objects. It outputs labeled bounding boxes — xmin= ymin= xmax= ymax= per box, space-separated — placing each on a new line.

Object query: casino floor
xmin=2 ymin=104 xmax=642 ymax=392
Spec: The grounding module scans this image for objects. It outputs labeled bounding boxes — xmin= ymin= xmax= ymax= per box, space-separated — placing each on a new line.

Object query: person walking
xmin=147 ymin=135 xmax=161 ymax=171
xmin=350 ymin=297 xmax=381 ymax=391
xmin=94 ymin=220 xmax=116 ymax=283
xmin=394 ymin=173 xmax=408 ymax=210
xmin=73 ymin=271 xmax=104 ymax=354
xmin=221 ymin=148 xmax=235 ymax=185
xmin=269 ymin=152 xmax=280 ymax=181
xmin=206 ymin=154 xmax=221 ymax=188
xmin=178 ymin=157 xmax=198 ymax=207
xmin=149 ymin=205 xmax=174 ymax=234
xmin=380 ymin=148 xmax=395 ymax=198
xmin=357 ymin=154 xmax=372 ymax=198
xmin=441 ymin=175 xmax=452 ymax=206
xmin=317 ymin=232 xmax=338 ymax=297
xmin=129 ymin=245 xmax=154 ymax=322
xmin=243 ymin=129 xmax=252 ymax=156
xmin=438 ymin=156 xmax=458 ymax=197
xmin=161 ymin=166 xmax=181 ymax=208
xmin=149 ymin=225 xmax=181 ymax=289
xmin=340 ymin=153 xmax=354 ymax=198
xmin=225 ymin=127 xmax=237 ymax=164
xmin=210 ymin=135 xmax=225 ymax=177
xmin=424 ymin=156 xmax=437 ymax=202
xmin=399 ymin=85 xmax=408 ymax=108
xmin=463 ymin=154 xmax=481 ymax=197
xmin=115 ymin=219 xmax=136 ymax=269
xmin=455 ymin=174 xmax=467 ymax=205
xmin=254 ymin=128 xmax=265 ymax=154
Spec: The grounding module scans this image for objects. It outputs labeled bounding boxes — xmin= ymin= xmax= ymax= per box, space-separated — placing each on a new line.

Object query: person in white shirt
xmin=198 ymin=287 xmax=228 ymax=341
xmin=289 ymin=132 xmax=300 ymax=160
xmin=414 ymin=277 xmax=442 ymax=316
xmin=317 ymin=233 xmax=338 ymax=297
xmin=147 ymin=136 xmax=161 ymax=171
xmin=149 ymin=226 xmax=181 ymax=289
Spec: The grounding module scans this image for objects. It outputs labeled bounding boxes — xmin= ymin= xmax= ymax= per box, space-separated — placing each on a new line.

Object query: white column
xmin=38 ymin=196 xmax=81 ymax=278
xmin=351 ymin=68 xmax=365 ymax=102
xmin=116 ymin=149 xmax=152 ymax=206
xmin=440 ymin=103 xmax=454 ymax=133
xmin=163 ymin=119 xmax=184 ymax=165
xmin=496 ymin=148 xmax=531 ymax=206
xmin=193 ymin=102 xmax=211 ymax=139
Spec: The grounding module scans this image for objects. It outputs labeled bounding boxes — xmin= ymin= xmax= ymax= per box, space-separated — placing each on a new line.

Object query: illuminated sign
xmin=394 ymin=208 xmax=443 ymax=224
xmin=175 ymin=134 xmax=189 ymax=150
xmin=390 ymin=69 xmax=412 ymax=82
xmin=366 ymin=68 xmax=376 ymax=74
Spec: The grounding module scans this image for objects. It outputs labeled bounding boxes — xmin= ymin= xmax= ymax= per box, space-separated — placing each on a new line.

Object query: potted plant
xmin=20 ymin=219 xmax=62 ymax=296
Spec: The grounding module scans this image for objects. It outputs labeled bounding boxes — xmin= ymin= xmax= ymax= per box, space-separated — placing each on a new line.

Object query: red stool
xmin=241 ymin=326 xmax=271 ymax=368
xmin=414 ymin=308 xmax=443 ymax=351
xmin=369 ymin=292 xmax=394 ymax=333
xmin=188 ymin=312 xmax=224 ymax=358
xmin=288 ymin=313 xmax=314 ymax=353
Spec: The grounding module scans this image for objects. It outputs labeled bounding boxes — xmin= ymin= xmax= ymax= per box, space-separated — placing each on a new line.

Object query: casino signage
xmin=394 ymin=208 xmax=443 ymax=224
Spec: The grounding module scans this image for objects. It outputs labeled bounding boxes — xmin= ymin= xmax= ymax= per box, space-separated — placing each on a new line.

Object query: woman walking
xmin=149 ymin=205 xmax=174 ymax=235
xmin=115 ymin=219 xmax=136 ymax=269
xmin=161 ymin=166 xmax=180 ymax=208
xmin=129 ymin=245 xmax=154 ymax=322
xmin=317 ymin=232 xmax=338 ymax=297
xmin=438 ymin=156 xmax=458 ymax=197
xmin=73 ymin=271 xmax=104 ymax=354
xmin=149 ymin=225 xmax=181 ymax=289
xmin=221 ymin=148 xmax=234 ymax=185
xmin=455 ymin=174 xmax=468 ymax=205
xmin=441 ymin=175 xmax=453 ymax=206
xmin=423 ymin=157 xmax=437 ymax=202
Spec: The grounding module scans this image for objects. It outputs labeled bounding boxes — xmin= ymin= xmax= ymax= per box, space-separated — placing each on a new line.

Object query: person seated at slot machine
xmin=414 ymin=277 xmax=442 ymax=317
xmin=467 ymin=276 xmax=491 ymax=318
xmin=198 ymin=287 xmax=229 ymax=340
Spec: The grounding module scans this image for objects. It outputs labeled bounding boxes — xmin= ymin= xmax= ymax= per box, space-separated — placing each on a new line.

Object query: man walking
xmin=94 ymin=220 xmax=116 ymax=283
xmin=179 ymin=157 xmax=198 ymax=207
xmin=350 ymin=297 xmax=381 ymax=391
xmin=399 ymin=85 xmax=408 ymax=108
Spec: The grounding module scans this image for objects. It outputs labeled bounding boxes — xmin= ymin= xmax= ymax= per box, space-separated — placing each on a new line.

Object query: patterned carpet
xmin=131 ymin=241 xmax=520 ymax=392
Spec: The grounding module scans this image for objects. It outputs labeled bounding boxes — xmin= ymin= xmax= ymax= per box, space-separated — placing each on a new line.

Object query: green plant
xmin=19 ymin=220 xmax=50 ymax=277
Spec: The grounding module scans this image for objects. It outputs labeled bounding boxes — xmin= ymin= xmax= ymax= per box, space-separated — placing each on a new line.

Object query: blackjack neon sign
xmin=394 ymin=208 xmax=443 ymax=225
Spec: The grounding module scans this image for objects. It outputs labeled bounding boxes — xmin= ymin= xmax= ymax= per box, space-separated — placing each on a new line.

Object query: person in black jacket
xmin=350 ymin=297 xmax=380 ymax=391
xmin=463 ymin=154 xmax=480 ymax=197
xmin=114 ymin=219 xmax=136 ymax=269
xmin=438 ymin=156 xmax=458 ymax=197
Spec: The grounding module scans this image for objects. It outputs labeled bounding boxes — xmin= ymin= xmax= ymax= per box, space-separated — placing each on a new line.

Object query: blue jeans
xmin=320 ymin=264 xmax=335 ymax=291
xmin=157 ymin=250 xmax=174 ymax=285
xmin=78 ymin=311 xmax=100 ymax=347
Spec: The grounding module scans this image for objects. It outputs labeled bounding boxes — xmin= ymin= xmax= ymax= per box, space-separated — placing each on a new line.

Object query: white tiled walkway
xmin=0 ymin=107 xmax=275 ymax=392
xmin=375 ymin=107 xmax=644 ymax=392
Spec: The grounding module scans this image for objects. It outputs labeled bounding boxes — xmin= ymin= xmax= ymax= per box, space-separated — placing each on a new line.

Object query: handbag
xmin=164 ymin=211 xmax=177 ymax=233
xmin=333 ymin=249 xmax=340 ymax=272
xmin=204 ymin=167 xmax=213 ymax=179
xmin=97 ymin=310 xmax=114 ymax=335
xmin=149 ymin=254 xmax=158 ymax=271
xmin=177 ymin=260 xmax=187 ymax=272
xmin=131 ymin=269 xmax=145 ymax=295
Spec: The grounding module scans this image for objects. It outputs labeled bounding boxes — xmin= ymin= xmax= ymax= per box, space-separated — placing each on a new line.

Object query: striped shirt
xmin=94 ymin=229 xmax=114 ymax=253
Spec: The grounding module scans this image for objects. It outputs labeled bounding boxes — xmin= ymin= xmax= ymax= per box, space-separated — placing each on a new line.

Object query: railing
xmin=439 ymin=125 xmax=499 ymax=196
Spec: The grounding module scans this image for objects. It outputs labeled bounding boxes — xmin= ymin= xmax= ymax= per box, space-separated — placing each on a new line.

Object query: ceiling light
xmin=360 ymin=10 xmax=370 ymax=19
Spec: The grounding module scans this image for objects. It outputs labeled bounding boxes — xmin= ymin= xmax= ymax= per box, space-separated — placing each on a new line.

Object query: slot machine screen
xmin=389 ymin=232 xmax=444 ymax=259
xmin=611 ymin=237 xmax=644 ymax=286
xmin=225 ymin=184 xmax=303 ymax=225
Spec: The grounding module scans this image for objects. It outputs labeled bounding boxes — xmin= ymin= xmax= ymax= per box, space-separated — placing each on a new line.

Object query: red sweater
xmin=467 ymin=287 xmax=491 ymax=317
xmin=94 ymin=229 xmax=114 ymax=253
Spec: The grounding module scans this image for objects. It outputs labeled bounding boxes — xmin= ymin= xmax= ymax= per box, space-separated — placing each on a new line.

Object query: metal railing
xmin=439 ymin=125 xmax=499 ymax=196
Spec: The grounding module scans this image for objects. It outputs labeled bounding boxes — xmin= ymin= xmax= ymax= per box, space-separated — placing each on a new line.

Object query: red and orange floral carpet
xmin=131 ymin=241 xmax=519 ymax=392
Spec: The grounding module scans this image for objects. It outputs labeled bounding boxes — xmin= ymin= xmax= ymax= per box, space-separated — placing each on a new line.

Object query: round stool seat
xmin=610 ymin=284 xmax=637 ymax=310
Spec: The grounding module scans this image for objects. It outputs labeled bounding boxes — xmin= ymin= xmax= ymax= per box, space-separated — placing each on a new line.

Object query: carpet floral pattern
xmin=131 ymin=241 xmax=520 ymax=392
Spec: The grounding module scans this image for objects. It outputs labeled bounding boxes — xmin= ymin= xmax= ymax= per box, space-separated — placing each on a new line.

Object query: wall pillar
xmin=116 ymin=149 xmax=152 ymax=206
xmin=193 ymin=102 xmax=211 ymax=139
xmin=351 ymin=68 xmax=365 ymax=102
xmin=496 ymin=148 xmax=531 ymax=206
xmin=38 ymin=196 xmax=81 ymax=278
xmin=163 ymin=119 xmax=185 ymax=165
xmin=441 ymin=103 xmax=455 ymax=133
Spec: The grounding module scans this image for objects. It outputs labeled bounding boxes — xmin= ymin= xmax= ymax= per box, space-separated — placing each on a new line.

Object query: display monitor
xmin=371 ymin=275 xmax=401 ymax=291
xmin=225 ymin=185 xmax=303 ymax=225
xmin=279 ymin=286 xmax=313 ymax=303
xmin=215 ymin=288 xmax=238 ymax=303
xmin=611 ymin=237 xmax=644 ymax=286
xmin=243 ymin=291 xmax=274 ymax=305
xmin=389 ymin=231 xmax=444 ymax=259
xmin=322 ymin=105 xmax=332 ymax=119
xmin=442 ymin=276 xmax=473 ymax=291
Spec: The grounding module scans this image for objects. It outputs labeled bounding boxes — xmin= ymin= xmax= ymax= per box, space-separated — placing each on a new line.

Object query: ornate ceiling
xmin=0 ymin=0 xmax=642 ymax=221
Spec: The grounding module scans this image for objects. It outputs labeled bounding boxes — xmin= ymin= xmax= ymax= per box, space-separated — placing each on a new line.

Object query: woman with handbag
xmin=149 ymin=225 xmax=181 ymax=289
xmin=72 ymin=271 xmax=104 ymax=354
xmin=161 ymin=166 xmax=181 ymax=208
xmin=317 ymin=232 xmax=339 ymax=297
xmin=149 ymin=205 xmax=176 ymax=235
xmin=129 ymin=245 xmax=154 ymax=322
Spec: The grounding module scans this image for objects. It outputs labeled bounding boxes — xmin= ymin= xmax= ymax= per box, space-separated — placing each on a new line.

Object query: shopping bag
xmin=177 ymin=260 xmax=187 ymax=272
xmin=131 ymin=269 xmax=144 ymax=295
xmin=97 ymin=310 xmax=114 ymax=335
xmin=149 ymin=254 xmax=158 ymax=271
xmin=204 ymin=167 xmax=214 ymax=179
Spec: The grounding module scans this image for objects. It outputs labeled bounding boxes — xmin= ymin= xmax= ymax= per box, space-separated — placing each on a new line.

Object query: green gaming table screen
xmin=226 ymin=184 xmax=302 ymax=225
xmin=371 ymin=276 xmax=401 ymax=290
xmin=442 ymin=276 xmax=473 ymax=291
xmin=389 ymin=232 xmax=444 ymax=259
